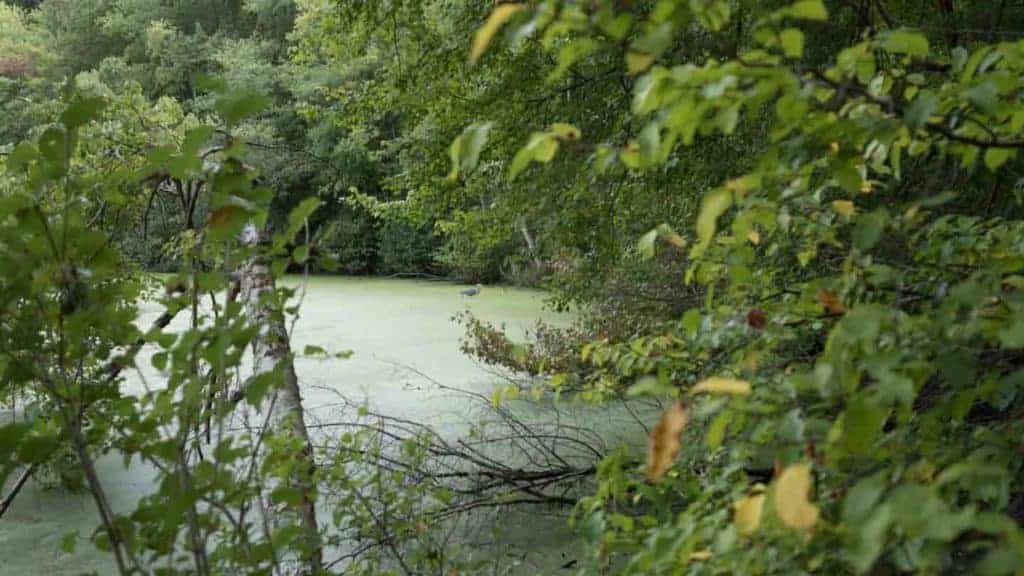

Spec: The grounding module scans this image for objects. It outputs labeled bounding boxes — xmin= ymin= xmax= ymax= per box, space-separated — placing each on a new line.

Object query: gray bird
xmin=460 ymin=283 xmax=483 ymax=297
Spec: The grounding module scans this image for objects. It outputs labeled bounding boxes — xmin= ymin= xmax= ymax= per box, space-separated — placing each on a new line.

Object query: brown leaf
xmin=208 ymin=205 xmax=245 ymax=230
xmin=0 ymin=56 xmax=33 ymax=78
xmin=815 ymin=289 xmax=846 ymax=315
xmin=645 ymin=400 xmax=688 ymax=481
xmin=746 ymin=308 xmax=767 ymax=329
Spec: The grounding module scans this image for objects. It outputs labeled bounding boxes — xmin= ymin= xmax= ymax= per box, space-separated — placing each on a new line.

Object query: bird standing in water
xmin=460 ymin=283 xmax=483 ymax=297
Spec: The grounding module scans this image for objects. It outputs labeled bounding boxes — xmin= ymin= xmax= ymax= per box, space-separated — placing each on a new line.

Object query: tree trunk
xmin=518 ymin=218 xmax=543 ymax=269
xmin=239 ymin=223 xmax=323 ymax=575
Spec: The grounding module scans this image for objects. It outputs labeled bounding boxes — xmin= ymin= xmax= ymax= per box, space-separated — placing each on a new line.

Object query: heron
xmin=460 ymin=283 xmax=483 ymax=297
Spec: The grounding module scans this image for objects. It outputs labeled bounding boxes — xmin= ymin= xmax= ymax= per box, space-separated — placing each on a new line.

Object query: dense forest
xmin=2 ymin=0 xmax=1024 ymax=574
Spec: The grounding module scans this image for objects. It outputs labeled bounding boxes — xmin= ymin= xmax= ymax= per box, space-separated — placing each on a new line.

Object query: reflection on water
xmin=0 ymin=277 xmax=597 ymax=574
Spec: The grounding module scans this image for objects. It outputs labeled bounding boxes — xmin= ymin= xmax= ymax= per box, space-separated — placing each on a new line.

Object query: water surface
xmin=0 ymin=277 xmax=580 ymax=574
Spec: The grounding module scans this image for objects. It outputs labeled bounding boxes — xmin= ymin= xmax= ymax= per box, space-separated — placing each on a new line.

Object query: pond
xmin=0 ymin=277 xmax=599 ymax=574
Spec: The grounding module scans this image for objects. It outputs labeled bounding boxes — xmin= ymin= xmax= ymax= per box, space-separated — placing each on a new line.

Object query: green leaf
xmin=271 ymin=258 xmax=289 ymax=278
xmin=6 ymin=142 xmax=38 ymax=172
xmin=964 ymin=81 xmax=998 ymax=114
xmin=0 ymin=423 xmax=30 ymax=461
xmin=846 ymin=504 xmax=893 ymax=573
xmin=843 ymin=473 xmax=888 ymax=524
xmin=181 ymin=126 xmax=215 ymax=158
xmin=692 ymin=0 xmax=731 ymax=31
xmin=60 ymin=97 xmax=105 ymax=130
xmin=682 ymin=309 xmax=702 ymax=337
xmin=17 ymin=433 xmax=58 ymax=465
xmin=318 ymin=254 xmax=339 ymax=272
xmin=835 ymin=162 xmax=863 ymax=194
xmin=879 ymin=30 xmax=929 ymax=57
xmin=217 ymin=91 xmax=271 ymax=127
xmin=975 ymin=546 xmax=1024 ymax=576
xmin=509 ymin=133 xmax=558 ymax=180
xmin=639 ymin=224 xmax=685 ymax=259
xmin=292 ymin=244 xmax=310 ymax=264
xmin=38 ymin=127 xmax=68 ymax=173
xmin=853 ymin=210 xmax=888 ymax=252
xmin=245 ymin=371 xmax=280 ymax=407
xmin=984 ymin=148 xmax=1014 ymax=172
xmin=638 ymin=122 xmax=661 ymax=160
xmin=169 ymin=126 xmax=215 ymax=179
xmin=999 ymin=313 xmax=1024 ymax=348
xmin=549 ymin=39 xmax=599 ymax=82
xmin=706 ymin=411 xmax=731 ymax=449
xmin=270 ymin=485 xmax=303 ymax=506
xmin=787 ymin=0 xmax=827 ymax=21
xmin=779 ymin=29 xmax=804 ymax=58
xmin=151 ymin=352 xmax=168 ymax=371
xmin=60 ymin=531 xmax=79 ymax=554
xmin=840 ymin=397 xmax=888 ymax=455
xmin=448 ymin=122 xmax=492 ymax=180
xmin=287 ymin=197 xmax=321 ymax=239
xmin=580 ymin=510 xmax=606 ymax=542
xmin=903 ymin=90 xmax=937 ymax=131
xmin=93 ymin=530 xmax=111 ymax=552
xmin=303 ymin=345 xmax=328 ymax=357
xmin=638 ymin=228 xmax=659 ymax=260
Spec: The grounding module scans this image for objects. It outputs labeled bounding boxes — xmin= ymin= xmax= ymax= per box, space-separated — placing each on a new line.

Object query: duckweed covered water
xmin=0 ymin=277 xmax=590 ymax=575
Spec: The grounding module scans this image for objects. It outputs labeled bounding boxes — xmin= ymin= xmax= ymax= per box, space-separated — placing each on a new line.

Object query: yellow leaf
xmin=626 ymin=50 xmax=656 ymax=74
xmin=692 ymin=377 xmax=751 ymax=396
xmin=645 ymin=400 xmax=688 ymax=480
xmin=726 ymin=174 xmax=760 ymax=195
xmin=860 ymin=180 xmax=873 ymax=194
xmin=829 ymin=141 xmax=840 ymax=154
xmin=733 ymin=493 xmax=766 ymax=535
xmin=665 ymin=232 xmax=687 ymax=248
xmin=695 ymin=188 xmax=733 ymax=254
xmin=688 ymin=550 xmax=713 ymax=561
xmin=550 ymin=122 xmax=581 ymax=140
xmin=831 ymin=200 xmax=855 ymax=216
xmin=746 ymin=230 xmax=761 ymax=245
xmin=470 ymin=4 xmax=523 ymax=64
xmin=773 ymin=463 xmax=820 ymax=531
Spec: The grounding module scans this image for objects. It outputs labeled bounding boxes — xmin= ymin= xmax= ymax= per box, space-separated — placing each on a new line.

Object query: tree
xmin=452 ymin=0 xmax=1024 ymax=573
xmin=3 ymin=0 xmax=1024 ymax=574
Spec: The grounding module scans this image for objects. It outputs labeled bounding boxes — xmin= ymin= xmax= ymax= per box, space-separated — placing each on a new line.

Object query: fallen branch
xmin=0 ymin=463 xmax=37 ymax=519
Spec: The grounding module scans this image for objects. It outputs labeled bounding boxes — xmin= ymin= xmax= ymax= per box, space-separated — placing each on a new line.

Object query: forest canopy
xmin=1 ymin=0 xmax=1024 ymax=574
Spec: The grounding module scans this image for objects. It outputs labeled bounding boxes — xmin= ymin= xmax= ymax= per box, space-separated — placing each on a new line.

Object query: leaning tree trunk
xmin=239 ymin=223 xmax=323 ymax=574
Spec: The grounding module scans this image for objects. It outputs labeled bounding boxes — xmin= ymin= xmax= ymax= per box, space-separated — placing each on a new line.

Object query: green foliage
xmin=317 ymin=208 xmax=376 ymax=274
xmin=453 ymin=0 xmax=1024 ymax=573
xmin=377 ymin=219 xmax=435 ymax=275
xmin=5 ymin=0 xmax=1024 ymax=573
xmin=0 ymin=87 xmax=471 ymax=574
